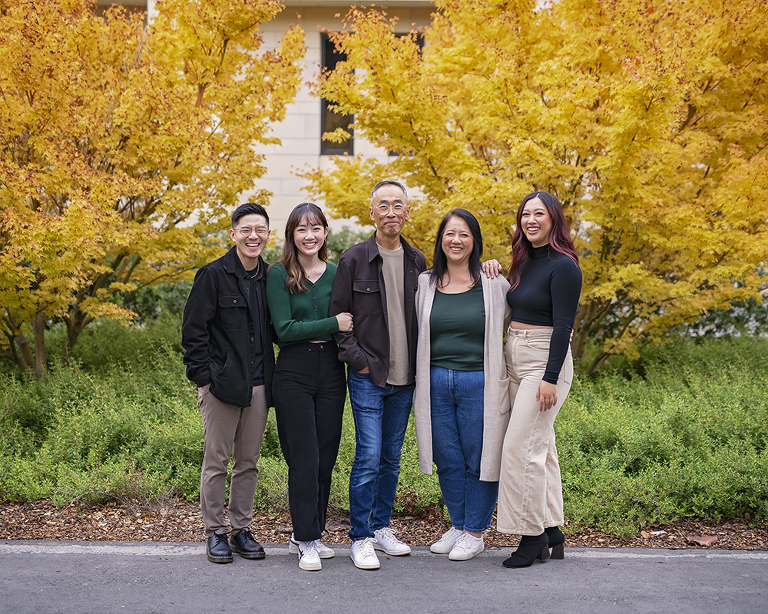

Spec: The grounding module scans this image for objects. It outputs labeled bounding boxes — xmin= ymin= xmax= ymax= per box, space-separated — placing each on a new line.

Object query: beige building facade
xmin=258 ymin=1 xmax=433 ymax=235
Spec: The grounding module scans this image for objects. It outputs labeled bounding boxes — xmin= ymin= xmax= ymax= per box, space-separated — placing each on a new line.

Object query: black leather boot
xmin=230 ymin=529 xmax=266 ymax=560
xmin=206 ymin=533 xmax=233 ymax=564
xmin=545 ymin=526 xmax=565 ymax=559
xmin=502 ymin=532 xmax=549 ymax=568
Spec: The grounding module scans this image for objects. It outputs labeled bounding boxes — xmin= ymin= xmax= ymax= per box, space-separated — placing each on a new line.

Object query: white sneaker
xmin=430 ymin=527 xmax=463 ymax=554
xmin=315 ymin=541 xmax=335 ymax=559
xmin=373 ymin=527 xmax=412 ymax=556
xmin=350 ymin=537 xmax=380 ymax=570
xmin=289 ymin=534 xmax=335 ymax=559
xmin=298 ymin=540 xmax=322 ymax=571
xmin=448 ymin=532 xmax=485 ymax=561
xmin=288 ymin=534 xmax=300 ymax=554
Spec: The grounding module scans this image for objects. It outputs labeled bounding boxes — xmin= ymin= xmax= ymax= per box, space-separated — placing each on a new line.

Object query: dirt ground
xmin=1 ymin=499 xmax=766 ymax=551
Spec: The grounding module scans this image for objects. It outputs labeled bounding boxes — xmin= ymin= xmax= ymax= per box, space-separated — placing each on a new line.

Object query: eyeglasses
xmin=235 ymin=226 xmax=270 ymax=237
xmin=374 ymin=203 xmax=406 ymax=215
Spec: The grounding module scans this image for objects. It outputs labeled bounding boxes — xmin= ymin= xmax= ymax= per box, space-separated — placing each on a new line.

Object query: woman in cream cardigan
xmin=413 ymin=209 xmax=511 ymax=561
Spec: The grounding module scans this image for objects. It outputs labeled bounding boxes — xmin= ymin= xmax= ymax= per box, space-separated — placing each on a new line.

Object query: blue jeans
xmin=430 ymin=366 xmax=499 ymax=534
xmin=347 ymin=370 xmax=415 ymax=541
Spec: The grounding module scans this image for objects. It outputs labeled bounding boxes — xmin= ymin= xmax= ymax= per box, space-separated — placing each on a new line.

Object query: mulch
xmin=1 ymin=499 xmax=766 ymax=551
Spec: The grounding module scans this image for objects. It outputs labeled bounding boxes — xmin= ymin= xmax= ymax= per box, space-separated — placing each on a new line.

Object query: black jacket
xmin=329 ymin=232 xmax=426 ymax=388
xmin=181 ymin=247 xmax=275 ymax=408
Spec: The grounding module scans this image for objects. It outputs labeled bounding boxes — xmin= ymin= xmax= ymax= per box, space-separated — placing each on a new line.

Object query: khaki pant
xmin=198 ymin=385 xmax=268 ymax=537
xmin=496 ymin=328 xmax=573 ymax=536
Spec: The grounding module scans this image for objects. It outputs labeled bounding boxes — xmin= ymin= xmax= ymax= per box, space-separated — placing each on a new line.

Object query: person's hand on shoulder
xmin=481 ymin=259 xmax=503 ymax=279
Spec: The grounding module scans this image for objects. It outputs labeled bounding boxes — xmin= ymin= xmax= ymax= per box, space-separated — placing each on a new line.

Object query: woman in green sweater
xmin=266 ymin=203 xmax=353 ymax=572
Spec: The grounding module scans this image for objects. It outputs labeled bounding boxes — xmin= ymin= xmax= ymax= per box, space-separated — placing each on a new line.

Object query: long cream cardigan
xmin=413 ymin=272 xmax=512 ymax=482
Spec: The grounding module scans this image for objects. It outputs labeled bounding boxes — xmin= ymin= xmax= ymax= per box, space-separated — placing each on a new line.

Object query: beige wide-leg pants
xmin=496 ymin=328 xmax=573 ymax=536
xmin=198 ymin=385 xmax=268 ymax=537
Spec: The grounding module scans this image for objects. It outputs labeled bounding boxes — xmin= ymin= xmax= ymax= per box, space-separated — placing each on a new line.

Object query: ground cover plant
xmin=0 ymin=317 xmax=766 ymax=538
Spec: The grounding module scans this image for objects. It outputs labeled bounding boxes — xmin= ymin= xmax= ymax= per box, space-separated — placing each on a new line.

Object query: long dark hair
xmin=508 ymin=191 xmax=578 ymax=290
xmin=281 ymin=203 xmax=329 ymax=294
xmin=429 ymin=209 xmax=483 ymax=289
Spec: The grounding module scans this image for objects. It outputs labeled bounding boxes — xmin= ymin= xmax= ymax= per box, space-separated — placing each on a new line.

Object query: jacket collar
xmin=365 ymin=231 xmax=419 ymax=263
xmin=222 ymin=246 xmax=265 ymax=280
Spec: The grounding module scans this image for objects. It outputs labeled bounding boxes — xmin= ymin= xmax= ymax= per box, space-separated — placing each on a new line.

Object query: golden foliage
xmin=0 ymin=0 xmax=304 ymax=374
xmin=302 ymin=0 xmax=768 ymax=372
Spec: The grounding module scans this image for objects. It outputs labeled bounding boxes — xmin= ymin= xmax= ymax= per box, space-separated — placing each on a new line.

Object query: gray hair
xmin=371 ymin=180 xmax=408 ymax=204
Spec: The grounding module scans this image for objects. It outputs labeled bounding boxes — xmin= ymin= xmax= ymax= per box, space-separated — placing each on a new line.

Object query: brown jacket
xmin=329 ymin=232 xmax=427 ymax=388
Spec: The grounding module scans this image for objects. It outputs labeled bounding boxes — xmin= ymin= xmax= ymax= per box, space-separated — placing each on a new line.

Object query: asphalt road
xmin=1 ymin=541 xmax=767 ymax=614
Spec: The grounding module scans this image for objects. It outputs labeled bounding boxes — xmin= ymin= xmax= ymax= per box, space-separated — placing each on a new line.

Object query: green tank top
xmin=429 ymin=284 xmax=485 ymax=371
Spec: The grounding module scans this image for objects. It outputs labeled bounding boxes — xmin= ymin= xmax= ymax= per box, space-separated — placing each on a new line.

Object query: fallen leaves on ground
xmin=687 ymin=535 xmax=718 ymax=546
xmin=0 ymin=500 xmax=765 ymax=551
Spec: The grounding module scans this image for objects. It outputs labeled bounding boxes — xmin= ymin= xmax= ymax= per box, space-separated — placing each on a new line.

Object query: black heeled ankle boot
xmin=502 ymin=532 xmax=549 ymax=568
xmin=545 ymin=526 xmax=565 ymax=559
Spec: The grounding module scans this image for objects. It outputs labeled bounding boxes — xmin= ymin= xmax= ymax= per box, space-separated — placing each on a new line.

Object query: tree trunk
xmin=32 ymin=312 xmax=47 ymax=378
xmin=572 ymin=301 xmax=599 ymax=363
xmin=62 ymin=305 xmax=92 ymax=361
xmin=586 ymin=351 xmax=610 ymax=376
xmin=3 ymin=313 xmax=33 ymax=371
xmin=13 ymin=332 xmax=33 ymax=372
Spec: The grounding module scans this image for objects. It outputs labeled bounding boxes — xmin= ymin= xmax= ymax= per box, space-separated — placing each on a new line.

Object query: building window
xmin=321 ymin=33 xmax=353 ymax=156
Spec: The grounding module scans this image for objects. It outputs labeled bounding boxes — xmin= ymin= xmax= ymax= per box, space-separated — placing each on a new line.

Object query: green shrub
xmin=1 ymin=315 xmax=766 ymax=538
xmin=557 ymin=338 xmax=768 ymax=535
xmin=113 ymin=281 xmax=194 ymax=324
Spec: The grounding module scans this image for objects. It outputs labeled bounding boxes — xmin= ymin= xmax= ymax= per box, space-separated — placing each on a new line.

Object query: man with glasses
xmin=330 ymin=180 xmax=427 ymax=570
xmin=182 ymin=203 xmax=275 ymax=564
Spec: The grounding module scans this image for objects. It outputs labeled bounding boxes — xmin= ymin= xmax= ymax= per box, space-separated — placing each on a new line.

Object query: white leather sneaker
xmin=314 ymin=541 xmax=335 ymax=559
xmin=289 ymin=534 xmax=335 ymax=559
xmin=373 ymin=527 xmax=412 ymax=556
xmin=350 ymin=537 xmax=380 ymax=570
xmin=430 ymin=527 xmax=463 ymax=554
xmin=298 ymin=540 xmax=322 ymax=571
xmin=448 ymin=532 xmax=485 ymax=561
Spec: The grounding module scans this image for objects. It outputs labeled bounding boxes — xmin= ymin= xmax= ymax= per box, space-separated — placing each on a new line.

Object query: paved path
xmin=2 ymin=541 xmax=767 ymax=613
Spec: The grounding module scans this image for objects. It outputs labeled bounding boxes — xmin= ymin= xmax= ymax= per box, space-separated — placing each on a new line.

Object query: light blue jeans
xmin=430 ymin=366 xmax=499 ymax=534
xmin=347 ymin=370 xmax=415 ymax=541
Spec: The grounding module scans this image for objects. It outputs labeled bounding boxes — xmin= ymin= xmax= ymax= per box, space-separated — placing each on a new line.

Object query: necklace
xmin=304 ymin=259 xmax=322 ymax=281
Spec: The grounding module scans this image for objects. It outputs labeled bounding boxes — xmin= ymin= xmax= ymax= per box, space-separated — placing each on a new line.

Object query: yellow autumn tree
xmin=0 ymin=0 xmax=304 ymax=376
xmin=301 ymin=0 xmax=768 ymax=372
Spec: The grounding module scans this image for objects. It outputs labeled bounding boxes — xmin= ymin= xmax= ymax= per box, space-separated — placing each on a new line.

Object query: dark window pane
xmin=321 ymin=33 xmax=353 ymax=155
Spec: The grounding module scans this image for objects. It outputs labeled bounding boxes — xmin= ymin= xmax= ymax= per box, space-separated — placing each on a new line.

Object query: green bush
xmin=114 ymin=281 xmax=194 ymax=324
xmin=45 ymin=318 xmax=184 ymax=374
xmin=0 ymin=315 xmax=766 ymax=538
xmin=0 ymin=348 xmax=204 ymax=505
xmin=558 ymin=336 xmax=768 ymax=536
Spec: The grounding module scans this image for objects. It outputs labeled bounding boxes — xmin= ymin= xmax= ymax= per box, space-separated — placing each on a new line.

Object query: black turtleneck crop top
xmin=506 ymin=245 xmax=582 ymax=384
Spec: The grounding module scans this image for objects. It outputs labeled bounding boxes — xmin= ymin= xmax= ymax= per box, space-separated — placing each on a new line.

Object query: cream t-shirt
xmin=378 ymin=244 xmax=409 ymax=386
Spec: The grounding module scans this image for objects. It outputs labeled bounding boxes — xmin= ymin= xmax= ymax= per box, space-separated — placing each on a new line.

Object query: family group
xmin=180 ymin=180 xmax=582 ymax=572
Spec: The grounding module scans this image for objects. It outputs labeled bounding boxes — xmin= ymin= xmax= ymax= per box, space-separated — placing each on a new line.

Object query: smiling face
xmin=520 ymin=197 xmax=553 ymax=248
xmin=440 ymin=215 xmax=474 ymax=268
xmin=230 ymin=213 xmax=269 ymax=269
xmin=370 ymin=183 xmax=410 ymax=240
xmin=293 ymin=215 xmax=328 ymax=259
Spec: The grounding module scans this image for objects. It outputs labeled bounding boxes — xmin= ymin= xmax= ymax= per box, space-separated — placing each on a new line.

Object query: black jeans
xmin=273 ymin=341 xmax=347 ymax=542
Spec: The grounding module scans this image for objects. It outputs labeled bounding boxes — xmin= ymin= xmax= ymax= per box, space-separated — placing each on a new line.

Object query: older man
xmin=329 ymin=180 xmax=427 ymax=570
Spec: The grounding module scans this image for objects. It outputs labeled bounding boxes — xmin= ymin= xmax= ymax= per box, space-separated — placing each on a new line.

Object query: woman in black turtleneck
xmin=496 ymin=191 xmax=582 ymax=568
